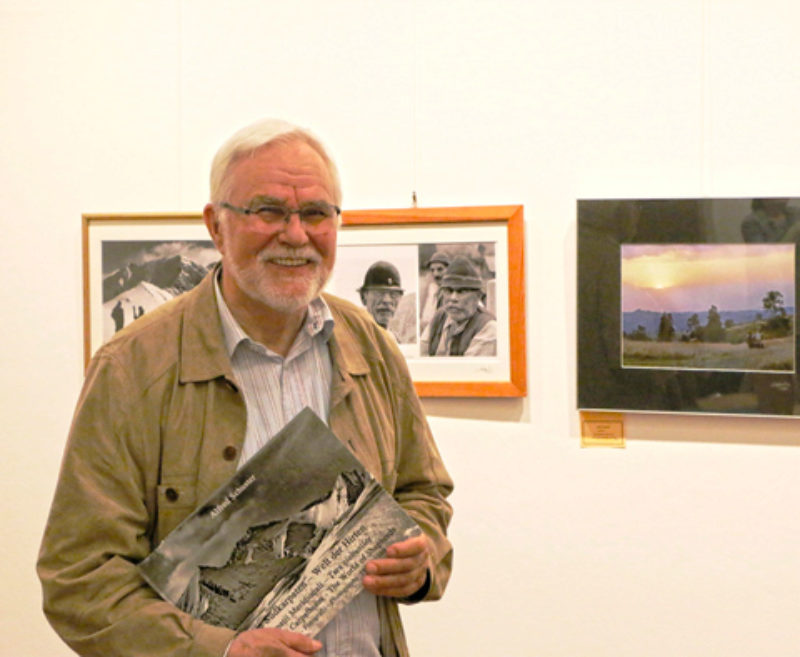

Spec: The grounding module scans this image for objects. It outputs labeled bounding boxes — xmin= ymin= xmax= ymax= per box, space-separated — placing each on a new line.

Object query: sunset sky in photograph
xmin=621 ymin=244 xmax=795 ymax=313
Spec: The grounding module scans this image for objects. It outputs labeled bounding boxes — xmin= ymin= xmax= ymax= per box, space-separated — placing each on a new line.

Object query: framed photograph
xmin=83 ymin=205 xmax=526 ymax=398
xmin=82 ymin=213 xmax=219 ymax=364
xmin=577 ymin=197 xmax=800 ymax=417
xmin=336 ymin=205 xmax=526 ymax=397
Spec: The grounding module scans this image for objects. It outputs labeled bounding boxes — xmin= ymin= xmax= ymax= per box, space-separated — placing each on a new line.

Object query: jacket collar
xmin=179 ymin=266 xmax=236 ymax=384
xmin=325 ymin=296 xmax=370 ymax=409
xmin=177 ymin=266 xmax=370 ymax=388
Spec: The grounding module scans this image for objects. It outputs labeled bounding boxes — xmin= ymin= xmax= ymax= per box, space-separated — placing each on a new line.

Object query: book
xmin=138 ymin=407 xmax=420 ymax=635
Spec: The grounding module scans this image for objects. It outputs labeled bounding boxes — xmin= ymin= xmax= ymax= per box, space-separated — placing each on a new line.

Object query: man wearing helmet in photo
xmin=357 ymin=261 xmax=405 ymax=332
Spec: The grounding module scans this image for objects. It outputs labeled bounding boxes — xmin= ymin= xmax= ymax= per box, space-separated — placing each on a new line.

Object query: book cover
xmin=138 ymin=407 xmax=420 ymax=635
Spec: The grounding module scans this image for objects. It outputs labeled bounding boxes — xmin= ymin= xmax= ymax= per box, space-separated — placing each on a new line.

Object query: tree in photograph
xmin=704 ymin=304 xmax=725 ymax=342
xmin=628 ymin=324 xmax=650 ymax=341
xmin=762 ymin=290 xmax=792 ymax=336
xmin=657 ymin=312 xmax=675 ymax=342
xmin=686 ymin=313 xmax=702 ymax=340
xmin=762 ymin=290 xmax=786 ymax=317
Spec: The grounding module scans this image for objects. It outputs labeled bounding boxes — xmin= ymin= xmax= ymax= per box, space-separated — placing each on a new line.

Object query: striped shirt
xmin=214 ymin=277 xmax=380 ymax=657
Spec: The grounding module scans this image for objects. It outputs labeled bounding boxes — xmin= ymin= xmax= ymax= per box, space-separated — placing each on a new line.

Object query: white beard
xmin=225 ymin=247 xmax=332 ymax=314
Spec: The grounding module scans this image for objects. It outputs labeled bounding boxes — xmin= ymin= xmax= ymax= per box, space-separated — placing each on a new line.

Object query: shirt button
xmin=165 ymin=487 xmax=179 ymax=502
xmin=223 ymin=446 xmax=238 ymax=461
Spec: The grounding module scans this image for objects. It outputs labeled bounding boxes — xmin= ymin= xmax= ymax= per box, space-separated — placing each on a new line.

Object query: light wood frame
xmin=83 ymin=205 xmax=527 ymax=398
xmin=341 ymin=205 xmax=526 ymax=397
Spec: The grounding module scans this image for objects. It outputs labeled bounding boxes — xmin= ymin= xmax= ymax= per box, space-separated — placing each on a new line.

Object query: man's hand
xmin=227 ymin=627 xmax=322 ymax=657
xmin=363 ymin=533 xmax=431 ymax=599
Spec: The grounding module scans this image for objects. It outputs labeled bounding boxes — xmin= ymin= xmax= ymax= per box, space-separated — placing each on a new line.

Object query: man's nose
xmin=278 ymin=212 xmax=310 ymax=245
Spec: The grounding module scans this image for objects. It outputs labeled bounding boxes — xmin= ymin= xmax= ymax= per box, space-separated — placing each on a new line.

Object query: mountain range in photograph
xmin=102 ymin=246 xmax=218 ymax=340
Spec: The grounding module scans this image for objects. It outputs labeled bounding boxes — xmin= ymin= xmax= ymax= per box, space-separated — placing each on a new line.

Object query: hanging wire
xmin=411 ymin=0 xmax=418 ymax=208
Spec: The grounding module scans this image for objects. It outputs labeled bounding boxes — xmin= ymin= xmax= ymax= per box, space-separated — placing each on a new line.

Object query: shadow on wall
xmin=421 ymin=397 xmax=527 ymax=423
xmin=622 ymin=411 xmax=800 ymax=448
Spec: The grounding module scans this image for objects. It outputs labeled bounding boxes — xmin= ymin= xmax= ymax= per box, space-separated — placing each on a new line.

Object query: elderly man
xmin=421 ymin=256 xmax=497 ymax=356
xmin=38 ymin=119 xmax=453 ymax=657
xmin=357 ymin=260 xmax=404 ymax=330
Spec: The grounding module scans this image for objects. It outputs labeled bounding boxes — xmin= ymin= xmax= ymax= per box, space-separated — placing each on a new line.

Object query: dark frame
xmin=577 ymin=197 xmax=800 ymax=417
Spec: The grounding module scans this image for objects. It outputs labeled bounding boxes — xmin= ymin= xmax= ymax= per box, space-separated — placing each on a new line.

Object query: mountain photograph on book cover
xmin=138 ymin=408 xmax=420 ymax=635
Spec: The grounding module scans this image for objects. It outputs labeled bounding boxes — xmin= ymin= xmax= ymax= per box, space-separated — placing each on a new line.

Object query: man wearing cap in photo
xmin=419 ymin=251 xmax=450 ymax=332
xmin=358 ymin=261 xmax=405 ymax=332
xmin=420 ymin=256 xmax=497 ymax=357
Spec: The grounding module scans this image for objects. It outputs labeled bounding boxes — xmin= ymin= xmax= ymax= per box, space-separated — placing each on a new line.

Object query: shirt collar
xmin=213 ymin=268 xmax=334 ymax=358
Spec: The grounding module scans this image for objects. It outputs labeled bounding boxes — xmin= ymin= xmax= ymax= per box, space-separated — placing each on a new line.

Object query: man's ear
xmin=203 ymin=203 xmax=224 ymax=252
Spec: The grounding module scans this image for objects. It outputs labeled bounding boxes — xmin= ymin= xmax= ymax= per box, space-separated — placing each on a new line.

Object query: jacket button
xmin=165 ymin=487 xmax=179 ymax=502
xmin=223 ymin=446 xmax=238 ymax=461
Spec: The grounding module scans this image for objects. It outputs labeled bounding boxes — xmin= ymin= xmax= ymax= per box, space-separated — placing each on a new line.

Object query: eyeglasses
xmin=219 ymin=200 xmax=340 ymax=228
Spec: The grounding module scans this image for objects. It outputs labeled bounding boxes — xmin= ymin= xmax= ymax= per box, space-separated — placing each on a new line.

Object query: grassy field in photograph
xmin=622 ymin=336 xmax=794 ymax=371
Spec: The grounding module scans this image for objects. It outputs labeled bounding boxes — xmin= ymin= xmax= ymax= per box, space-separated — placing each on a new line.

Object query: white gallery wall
xmin=3 ymin=1 xmax=800 ymax=655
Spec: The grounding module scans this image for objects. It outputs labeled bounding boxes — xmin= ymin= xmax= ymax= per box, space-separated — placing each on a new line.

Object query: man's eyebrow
xmin=248 ymin=195 xmax=331 ymax=208
xmin=248 ymin=195 xmax=285 ymax=206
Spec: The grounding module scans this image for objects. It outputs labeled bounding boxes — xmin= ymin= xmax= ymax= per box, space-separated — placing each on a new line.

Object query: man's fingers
xmin=363 ymin=568 xmax=427 ymax=598
xmin=385 ymin=533 xmax=428 ymax=558
xmin=365 ymin=551 xmax=426 ymax=575
xmin=228 ymin=627 xmax=322 ymax=657
xmin=362 ymin=533 xmax=431 ymax=598
xmin=282 ymin=630 xmax=323 ymax=654
xmin=366 ymin=533 xmax=429 ymax=575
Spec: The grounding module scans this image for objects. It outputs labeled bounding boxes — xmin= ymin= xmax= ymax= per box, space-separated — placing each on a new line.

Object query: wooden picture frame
xmin=338 ymin=205 xmax=526 ymax=397
xmin=82 ymin=213 xmax=217 ymax=365
xmin=83 ymin=205 xmax=526 ymax=398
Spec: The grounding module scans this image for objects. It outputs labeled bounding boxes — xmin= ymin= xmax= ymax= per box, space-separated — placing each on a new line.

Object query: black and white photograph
xmin=139 ymin=408 xmax=420 ymax=636
xmin=83 ymin=215 xmax=218 ymax=362
xmin=418 ymin=241 xmax=498 ymax=358
xmin=326 ymin=243 xmax=419 ymax=351
xmin=84 ymin=207 xmax=526 ymax=397
xmin=102 ymin=240 xmax=219 ymax=340
xmin=338 ymin=204 xmax=525 ymax=396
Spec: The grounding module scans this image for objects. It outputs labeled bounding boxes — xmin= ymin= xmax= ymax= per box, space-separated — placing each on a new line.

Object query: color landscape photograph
xmin=621 ymin=244 xmax=796 ymax=372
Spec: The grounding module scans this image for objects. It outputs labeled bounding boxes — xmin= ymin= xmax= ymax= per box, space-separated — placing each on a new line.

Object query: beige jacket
xmin=37 ymin=271 xmax=453 ymax=657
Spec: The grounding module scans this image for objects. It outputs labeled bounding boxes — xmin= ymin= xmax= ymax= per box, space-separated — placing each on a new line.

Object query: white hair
xmin=209 ymin=118 xmax=342 ymax=205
